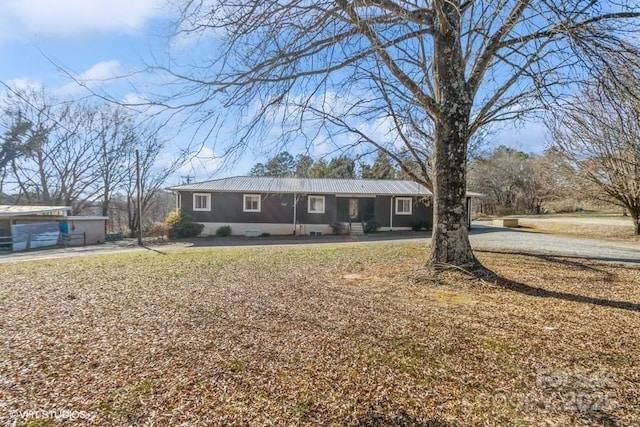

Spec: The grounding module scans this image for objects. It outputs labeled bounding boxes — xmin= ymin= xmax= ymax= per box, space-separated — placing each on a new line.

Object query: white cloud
xmin=53 ymin=60 xmax=124 ymax=98
xmin=4 ymin=77 xmax=42 ymax=92
xmin=79 ymin=60 xmax=123 ymax=81
xmin=167 ymin=0 xmax=225 ymax=51
xmin=120 ymin=91 xmax=171 ymax=118
xmin=173 ymin=147 xmax=223 ymax=183
xmin=0 ymin=0 xmax=170 ymax=42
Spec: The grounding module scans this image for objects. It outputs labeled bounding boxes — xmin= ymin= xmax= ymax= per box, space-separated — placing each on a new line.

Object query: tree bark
xmin=429 ymin=4 xmax=477 ymax=267
xmin=631 ymin=211 xmax=640 ymax=236
xmin=430 ymin=114 xmax=476 ymax=267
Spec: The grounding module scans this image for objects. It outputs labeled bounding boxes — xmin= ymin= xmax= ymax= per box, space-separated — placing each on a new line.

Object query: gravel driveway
xmin=469 ymin=223 xmax=640 ymax=265
xmin=1 ymin=223 xmax=638 ymax=266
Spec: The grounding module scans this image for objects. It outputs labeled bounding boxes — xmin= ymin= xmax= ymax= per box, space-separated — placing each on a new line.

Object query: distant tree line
xmin=249 ymin=144 xmax=628 ymax=221
xmin=467 ymin=146 xmax=576 ymax=216
xmin=0 ymin=88 xmax=180 ymax=235
xmin=248 ymin=150 xmax=404 ymax=180
xmin=249 ymin=147 xmax=577 ymax=216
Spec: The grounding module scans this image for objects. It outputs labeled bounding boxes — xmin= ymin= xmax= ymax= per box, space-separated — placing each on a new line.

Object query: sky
xmin=0 ymin=1 xmax=550 ymax=185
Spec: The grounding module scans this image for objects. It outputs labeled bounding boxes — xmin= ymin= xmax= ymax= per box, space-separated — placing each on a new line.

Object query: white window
xmin=243 ymin=194 xmax=261 ymax=212
xmin=395 ymin=197 xmax=412 ymax=215
xmin=193 ymin=193 xmax=211 ymax=211
xmin=308 ymin=195 xmax=325 ymax=214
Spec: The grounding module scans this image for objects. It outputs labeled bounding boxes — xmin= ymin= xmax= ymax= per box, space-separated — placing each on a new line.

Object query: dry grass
xmin=518 ymin=221 xmax=637 ymax=241
xmin=0 ymin=243 xmax=639 ymax=426
xmin=499 ymin=213 xmax=638 ymax=241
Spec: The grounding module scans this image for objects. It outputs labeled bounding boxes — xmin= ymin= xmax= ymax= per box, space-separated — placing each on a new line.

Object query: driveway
xmin=0 ymin=241 xmax=187 ymax=264
xmin=469 ymin=223 xmax=640 ymax=265
xmin=0 ymin=223 xmax=638 ymax=265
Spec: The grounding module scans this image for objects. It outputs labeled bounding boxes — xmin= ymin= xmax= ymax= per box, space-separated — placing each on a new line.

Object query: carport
xmin=0 ymin=205 xmax=108 ymax=251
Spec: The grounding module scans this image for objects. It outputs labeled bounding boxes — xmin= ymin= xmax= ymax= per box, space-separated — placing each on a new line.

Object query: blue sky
xmin=0 ymin=1 xmax=549 ymax=184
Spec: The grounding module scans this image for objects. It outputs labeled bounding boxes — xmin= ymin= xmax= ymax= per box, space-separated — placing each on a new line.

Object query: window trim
xmin=395 ymin=197 xmax=412 ymax=215
xmin=193 ymin=193 xmax=211 ymax=211
xmin=243 ymin=194 xmax=261 ymax=212
xmin=308 ymin=195 xmax=325 ymax=214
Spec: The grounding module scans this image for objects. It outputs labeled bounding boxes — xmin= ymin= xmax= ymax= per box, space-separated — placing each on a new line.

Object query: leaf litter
xmin=0 ymin=243 xmax=638 ymax=426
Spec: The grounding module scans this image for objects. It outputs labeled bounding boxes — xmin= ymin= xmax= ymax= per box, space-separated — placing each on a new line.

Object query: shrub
xmin=555 ymin=204 xmax=576 ymax=213
xmin=165 ymin=211 xmax=204 ymax=238
xmin=145 ymin=222 xmax=169 ymax=239
xmin=216 ymin=225 xmax=232 ymax=237
xmin=411 ymin=219 xmax=426 ymax=231
xmin=260 ymin=232 xmax=271 ymax=237
xmin=329 ymin=222 xmax=348 ymax=235
xmin=364 ymin=218 xmax=381 ymax=233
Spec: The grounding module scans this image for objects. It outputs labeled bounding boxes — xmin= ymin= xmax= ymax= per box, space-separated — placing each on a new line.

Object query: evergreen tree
xmin=294 ymin=154 xmax=314 ymax=178
xmin=326 ymin=156 xmax=355 ymax=178
xmin=362 ymin=150 xmax=396 ymax=179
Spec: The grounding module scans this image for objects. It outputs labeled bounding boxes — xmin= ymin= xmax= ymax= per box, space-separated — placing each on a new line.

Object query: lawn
xmin=498 ymin=212 xmax=638 ymax=241
xmin=0 ymin=243 xmax=639 ymax=426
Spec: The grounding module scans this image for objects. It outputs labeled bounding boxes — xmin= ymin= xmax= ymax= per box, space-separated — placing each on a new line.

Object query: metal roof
xmin=0 ymin=205 xmax=70 ymax=218
xmin=169 ymin=176 xmax=433 ymax=196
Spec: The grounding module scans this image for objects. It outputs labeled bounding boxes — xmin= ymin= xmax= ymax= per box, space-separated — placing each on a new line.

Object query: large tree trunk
xmin=630 ymin=211 xmax=640 ymax=236
xmin=430 ymin=115 xmax=476 ymax=267
xmin=429 ymin=4 xmax=477 ymax=268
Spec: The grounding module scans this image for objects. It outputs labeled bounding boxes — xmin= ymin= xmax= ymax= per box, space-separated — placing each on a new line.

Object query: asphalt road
xmin=0 ymin=223 xmax=638 ymax=266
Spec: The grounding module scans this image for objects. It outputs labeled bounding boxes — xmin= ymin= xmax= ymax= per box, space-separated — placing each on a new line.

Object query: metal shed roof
xmin=0 ymin=205 xmax=70 ymax=218
xmin=169 ymin=176 xmax=434 ymax=196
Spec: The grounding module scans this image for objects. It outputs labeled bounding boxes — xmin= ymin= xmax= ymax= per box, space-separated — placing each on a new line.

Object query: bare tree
xmin=158 ymin=0 xmax=640 ymax=266
xmin=91 ymin=106 xmax=137 ymax=218
xmin=468 ymin=146 xmax=528 ymax=215
xmin=4 ymin=89 xmax=100 ymax=213
xmin=522 ymin=149 xmax=576 ymax=214
xmin=468 ymin=146 xmax=573 ymax=215
xmin=551 ymin=71 xmax=640 ymax=235
xmin=122 ymin=126 xmax=184 ymax=236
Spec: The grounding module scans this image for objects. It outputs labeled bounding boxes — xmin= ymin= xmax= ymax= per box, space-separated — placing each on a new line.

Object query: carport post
xmin=389 ymin=196 xmax=393 ymax=231
xmin=292 ymin=193 xmax=298 ymax=235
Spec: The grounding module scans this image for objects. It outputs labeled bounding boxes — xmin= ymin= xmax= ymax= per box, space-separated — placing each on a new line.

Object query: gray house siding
xmin=178 ymin=190 xmax=439 ymax=234
xmin=296 ymin=194 xmax=337 ymax=225
xmin=374 ymin=196 xmax=392 ymax=227
xmin=183 ymin=191 xmax=294 ymax=224
xmin=392 ymin=199 xmax=432 ymax=228
xmin=370 ymin=196 xmax=432 ymax=229
xmin=169 ymin=178 xmax=475 ymax=235
xmin=181 ymin=191 xmax=434 ymax=228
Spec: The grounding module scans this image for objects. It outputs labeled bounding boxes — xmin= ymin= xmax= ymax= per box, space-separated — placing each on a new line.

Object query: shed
xmin=63 ymin=216 xmax=110 ymax=245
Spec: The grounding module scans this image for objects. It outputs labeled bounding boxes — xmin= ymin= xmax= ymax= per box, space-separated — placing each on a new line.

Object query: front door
xmin=349 ymin=199 xmax=359 ymax=220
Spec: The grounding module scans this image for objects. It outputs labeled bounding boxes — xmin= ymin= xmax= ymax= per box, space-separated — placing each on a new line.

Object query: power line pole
xmin=136 ymin=149 xmax=143 ymax=246
xmin=180 ymin=175 xmax=195 ymax=184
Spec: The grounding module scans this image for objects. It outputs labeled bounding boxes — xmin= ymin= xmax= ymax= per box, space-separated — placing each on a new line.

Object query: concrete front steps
xmin=350 ymin=222 xmax=365 ymax=236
